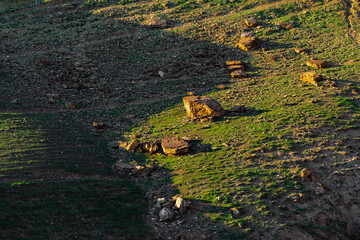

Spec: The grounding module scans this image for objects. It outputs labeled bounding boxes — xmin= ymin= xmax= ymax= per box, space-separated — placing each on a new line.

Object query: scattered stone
xmin=245 ymin=18 xmax=258 ymax=28
xmin=118 ymin=141 xmax=128 ymax=150
xmin=46 ymin=94 xmax=60 ymax=99
xmin=311 ymin=175 xmax=318 ymax=182
xmin=93 ymin=122 xmax=106 ymax=129
xmin=294 ymin=48 xmax=307 ymax=54
xmin=230 ymin=70 xmax=248 ymax=78
xmin=315 ymin=184 xmax=326 ymax=194
xmin=183 ymin=96 xmax=225 ymax=119
xmin=217 ymin=85 xmax=226 ymax=89
xmin=114 ymin=162 xmax=134 ymax=174
xmin=141 ymin=141 xmax=160 ymax=154
xmin=300 ymin=168 xmax=312 ymax=178
xmin=238 ymin=36 xmax=260 ymax=51
xmin=130 ymin=165 xmax=152 ymax=177
xmin=323 ymin=80 xmax=337 ymax=87
xmin=126 ymin=140 xmax=140 ymax=152
xmin=228 ymin=64 xmax=246 ymax=71
xmin=306 ymin=59 xmax=328 ymax=69
xmin=277 ymin=22 xmax=294 ymax=29
xmin=146 ymin=17 xmax=168 ymax=29
xmin=226 ymin=61 xmax=246 ymax=66
xmin=158 ymin=71 xmax=165 ymax=77
xmin=161 ymin=135 xmax=190 ymax=156
xmin=231 ymin=207 xmax=241 ymax=216
xmin=157 ymin=198 xmax=167 ymax=205
xmin=241 ymin=32 xmax=255 ymax=38
xmin=159 ymin=208 xmax=174 ymax=222
xmin=310 ymin=98 xmax=318 ymax=104
xmin=65 ymin=102 xmax=76 ymax=109
xmin=74 ymin=61 xmax=81 ymax=67
xmin=200 ymin=124 xmax=211 ymax=129
xmin=300 ymin=72 xmax=324 ymax=86
xmin=187 ymin=91 xmax=195 ymax=96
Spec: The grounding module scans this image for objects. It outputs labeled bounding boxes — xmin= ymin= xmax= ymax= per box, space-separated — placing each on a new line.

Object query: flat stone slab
xmin=226 ymin=60 xmax=246 ymax=66
xmin=238 ymin=37 xmax=260 ymax=51
xmin=306 ymin=59 xmax=328 ymax=69
xmin=183 ymin=96 xmax=225 ymax=118
xmin=161 ymin=135 xmax=190 ymax=156
xmin=230 ymin=70 xmax=248 ymax=79
xmin=300 ymin=72 xmax=324 ymax=86
xmin=228 ymin=64 xmax=245 ymax=71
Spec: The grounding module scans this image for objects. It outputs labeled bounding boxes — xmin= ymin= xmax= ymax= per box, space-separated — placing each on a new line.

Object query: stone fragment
xmin=230 ymin=70 xmax=248 ymax=79
xmin=228 ymin=65 xmax=245 ymax=71
xmin=183 ymin=96 xmax=225 ymax=118
xmin=93 ymin=122 xmax=106 ymax=129
xmin=114 ymin=162 xmax=134 ymax=174
xmin=141 ymin=141 xmax=160 ymax=154
xmin=245 ymin=18 xmax=258 ymax=27
xmin=217 ymin=85 xmax=226 ymax=89
xmin=231 ymin=207 xmax=240 ymax=216
xmin=277 ymin=22 xmax=294 ymax=29
xmin=46 ymin=94 xmax=60 ymax=99
xmin=306 ymin=59 xmax=328 ymax=69
xmin=175 ymin=196 xmax=186 ymax=213
xmin=300 ymin=72 xmax=324 ymax=86
xmin=241 ymin=32 xmax=255 ymax=38
xmin=300 ymin=168 xmax=312 ymax=178
xmin=65 ymin=102 xmax=76 ymax=109
xmin=131 ymin=165 xmax=152 ymax=177
xmin=126 ymin=140 xmax=140 ymax=152
xmin=159 ymin=208 xmax=174 ymax=222
xmin=226 ymin=61 xmax=246 ymax=66
xmin=238 ymin=37 xmax=260 ymax=51
xmin=118 ymin=141 xmax=128 ymax=150
xmin=294 ymin=48 xmax=306 ymax=54
xmin=157 ymin=198 xmax=167 ymax=205
xmin=74 ymin=61 xmax=81 ymax=67
xmin=323 ymin=80 xmax=337 ymax=87
xmin=146 ymin=18 xmax=168 ymax=29
xmin=161 ymin=135 xmax=190 ymax=156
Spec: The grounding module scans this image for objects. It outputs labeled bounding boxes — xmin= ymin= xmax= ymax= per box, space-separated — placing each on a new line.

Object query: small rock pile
xmin=226 ymin=60 xmax=248 ymax=79
xmin=156 ymin=195 xmax=191 ymax=222
xmin=114 ymin=161 xmax=155 ymax=177
xmin=118 ymin=135 xmax=190 ymax=156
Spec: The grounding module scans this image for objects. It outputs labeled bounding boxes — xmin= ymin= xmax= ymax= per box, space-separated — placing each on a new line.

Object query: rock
xmin=146 ymin=17 xmax=168 ymax=29
xmin=300 ymin=168 xmax=312 ymax=178
xmin=118 ymin=141 xmax=128 ymax=150
xmin=300 ymin=72 xmax=324 ymax=86
xmin=294 ymin=48 xmax=306 ymax=54
xmin=277 ymin=22 xmax=294 ymax=29
xmin=74 ymin=61 xmax=81 ymax=67
xmin=161 ymin=135 xmax=190 ymax=156
xmin=93 ymin=122 xmax=106 ymax=129
xmin=310 ymin=98 xmax=318 ymax=104
xmin=46 ymin=94 xmax=60 ymax=99
xmin=114 ymin=162 xmax=134 ymax=174
xmin=241 ymin=32 xmax=255 ymax=38
xmin=216 ymin=85 xmax=226 ymax=89
xmin=306 ymin=59 xmax=328 ymax=69
xmin=130 ymin=165 xmax=152 ymax=177
xmin=157 ymin=198 xmax=167 ymax=205
xmin=231 ymin=207 xmax=241 ymax=216
xmin=245 ymin=18 xmax=258 ymax=27
xmin=158 ymin=71 xmax=165 ymax=77
xmin=226 ymin=61 xmax=246 ymax=66
xmin=323 ymin=80 xmax=337 ymax=87
xmin=126 ymin=140 xmax=141 ymax=152
xmin=230 ymin=70 xmax=248 ymax=79
xmin=141 ymin=141 xmax=160 ymax=154
xmin=183 ymin=96 xmax=225 ymax=118
xmin=65 ymin=102 xmax=76 ymax=109
xmin=228 ymin=64 xmax=246 ymax=71
xmin=159 ymin=208 xmax=174 ymax=222
xmin=238 ymin=37 xmax=260 ymax=51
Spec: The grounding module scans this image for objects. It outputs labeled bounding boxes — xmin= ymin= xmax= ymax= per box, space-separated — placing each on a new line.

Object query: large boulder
xmin=183 ymin=96 xmax=225 ymax=118
xmin=161 ymin=135 xmax=190 ymax=156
